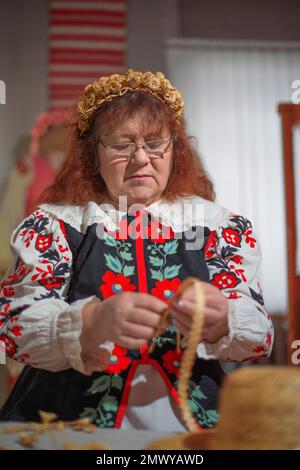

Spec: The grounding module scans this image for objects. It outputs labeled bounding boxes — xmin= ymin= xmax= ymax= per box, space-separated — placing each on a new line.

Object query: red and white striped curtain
xmin=48 ymin=0 xmax=127 ymax=110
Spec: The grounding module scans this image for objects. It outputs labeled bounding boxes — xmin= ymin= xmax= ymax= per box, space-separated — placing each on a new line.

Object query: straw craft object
xmin=211 ymin=366 xmax=300 ymax=450
xmin=147 ymin=278 xmax=300 ymax=450
xmin=149 ymin=277 xmax=206 ymax=432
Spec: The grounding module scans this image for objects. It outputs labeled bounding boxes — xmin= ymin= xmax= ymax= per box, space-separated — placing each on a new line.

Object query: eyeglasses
xmin=98 ymin=137 xmax=173 ymax=161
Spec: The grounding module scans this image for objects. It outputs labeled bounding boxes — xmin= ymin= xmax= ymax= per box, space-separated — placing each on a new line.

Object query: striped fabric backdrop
xmin=48 ymin=0 xmax=127 ymax=110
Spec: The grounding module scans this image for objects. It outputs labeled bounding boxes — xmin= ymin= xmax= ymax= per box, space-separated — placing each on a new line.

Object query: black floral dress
xmin=0 ymin=197 xmax=273 ymax=429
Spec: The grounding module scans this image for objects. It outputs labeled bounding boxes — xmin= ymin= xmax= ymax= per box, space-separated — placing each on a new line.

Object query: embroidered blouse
xmin=0 ymin=196 xmax=273 ymax=430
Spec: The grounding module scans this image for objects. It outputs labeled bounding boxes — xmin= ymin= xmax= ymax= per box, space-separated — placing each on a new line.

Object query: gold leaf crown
xmin=77 ymin=69 xmax=184 ymax=133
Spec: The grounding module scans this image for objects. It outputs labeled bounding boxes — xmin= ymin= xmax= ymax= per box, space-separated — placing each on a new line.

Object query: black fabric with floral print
xmin=0 ymin=213 xmax=224 ymax=429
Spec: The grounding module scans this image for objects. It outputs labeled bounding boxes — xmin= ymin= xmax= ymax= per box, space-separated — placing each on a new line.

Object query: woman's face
xmin=96 ymin=113 xmax=173 ymax=207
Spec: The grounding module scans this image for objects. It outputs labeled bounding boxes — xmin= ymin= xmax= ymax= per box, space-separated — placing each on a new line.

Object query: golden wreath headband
xmin=77 ymin=69 xmax=184 ymax=134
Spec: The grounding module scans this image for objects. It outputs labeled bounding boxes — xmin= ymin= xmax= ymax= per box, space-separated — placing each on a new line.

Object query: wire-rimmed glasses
xmin=98 ymin=137 xmax=173 ymax=162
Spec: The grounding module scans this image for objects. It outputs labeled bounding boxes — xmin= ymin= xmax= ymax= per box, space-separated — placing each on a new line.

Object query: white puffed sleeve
xmin=0 ymin=208 xmax=98 ymax=374
xmin=197 ymin=213 xmax=274 ymax=361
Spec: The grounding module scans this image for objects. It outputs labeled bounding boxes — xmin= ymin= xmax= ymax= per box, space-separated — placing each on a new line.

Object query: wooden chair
xmin=278 ymin=103 xmax=300 ymax=364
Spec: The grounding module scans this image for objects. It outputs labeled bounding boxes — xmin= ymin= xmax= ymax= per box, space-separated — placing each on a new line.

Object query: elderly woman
xmin=0 ymin=70 xmax=273 ymax=431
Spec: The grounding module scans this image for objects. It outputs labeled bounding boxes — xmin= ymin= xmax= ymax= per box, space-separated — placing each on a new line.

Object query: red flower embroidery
xmin=100 ymin=271 xmax=136 ymax=299
xmin=105 ymin=345 xmax=131 ymax=374
xmin=2 ymin=287 xmax=15 ymax=297
xmin=105 ymin=215 xmax=173 ymax=243
xmin=253 ymin=345 xmax=266 ymax=354
xmin=35 ymin=234 xmax=53 ymax=252
xmin=33 ymin=210 xmax=45 ymax=220
xmin=20 ymin=229 xmax=35 ymax=248
xmin=229 ymin=265 xmax=247 ymax=283
xmin=0 ymin=334 xmax=17 ymax=356
xmin=244 ymin=229 xmax=256 ymax=248
xmin=0 ymin=303 xmax=10 ymax=319
xmin=58 ymin=244 xmax=69 ymax=254
xmin=211 ymin=269 xmax=240 ymax=290
xmin=162 ymin=350 xmax=182 ymax=377
xmin=151 ymin=278 xmax=181 ymax=302
xmin=204 ymin=230 xmax=217 ymax=259
xmin=10 ymin=325 xmax=23 ymax=337
xmin=232 ymin=255 xmax=243 ymax=265
xmin=1 ymin=260 xmax=31 ymax=287
xmin=222 ymin=228 xmax=241 ymax=247
xmin=58 ymin=219 xmax=67 ymax=239
xmin=105 ymin=218 xmax=132 ymax=240
xmin=228 ymin=292 xmax=241 ymax=300
xmin=39 ymin=277 xmax=64 ymax=290
xmin=147 ymin=220 xmax=174 ymax=243
xmin=31 ymin=264 xmax=53 ymax=281
xmin=266 ymin=332 xmax=272 ymax=347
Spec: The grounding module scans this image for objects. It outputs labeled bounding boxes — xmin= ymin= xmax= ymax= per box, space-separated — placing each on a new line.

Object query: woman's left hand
xmin=170 ymin=281 xmax=229 ymax=343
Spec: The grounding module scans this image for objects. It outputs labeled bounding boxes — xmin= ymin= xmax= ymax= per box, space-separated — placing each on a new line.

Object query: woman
xmin=0 ymin=70 xmax=273 ymax=431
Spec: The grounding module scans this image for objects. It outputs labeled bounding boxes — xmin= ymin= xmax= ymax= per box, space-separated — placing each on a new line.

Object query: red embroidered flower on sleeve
xmin=39 ymin=277 xmax=65 ymax=290
xmin=266 ymin=332 xmax=272 ymax=347
xmin=100 ymin=271 xmax=136 ymax=299
xmin=20 ymin=229 xmax=35 ymax=248
xmin=1 ymin=260 xmax=31 ymax=286
xmin=227 ymin=292 xmax=241 ymax=300
xmin=232 ymin=255 xmax=243 ymax=265
xmin=35 ymin=234 xmax=53 ymax=252
xmin=151 ymin=278 xmax=181 ymax=302
xmin=2 ymin=287 xmax=15 ymax=297
xmin=104 ymin=345 xmax=131 ymax=374
xmin=229 ymin=265 xmax=247 ymax=283
xmin=9 ymin=325 xmax=23 ymax=337
xmin=253 ymin=345 xmax=266 ymax=354
xmin=31 ymin=264 xmax=53 ymax=282
xmin=204 ymin=230 xmax=217 ymax=259
xmin=211 ymin=269 xmax=240 ymax=290
xmin=0 ymin=334 xmax=17 ymax=356
xmin=0 ymin=304 xmax=11 ymax=326
xmin=222 ymin=228 xmax=241 ymax=247
xmin=244 ymin=229 xmax=257 ymax=248
xmin=58 ymin=219 xmax=67 ymax=239
xmin=162 ymin=350 xmax=182 ymax=377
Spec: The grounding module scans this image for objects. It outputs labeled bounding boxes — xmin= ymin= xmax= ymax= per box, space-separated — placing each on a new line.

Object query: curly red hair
xmin=39 ymin=90 xmax=215 ymax=205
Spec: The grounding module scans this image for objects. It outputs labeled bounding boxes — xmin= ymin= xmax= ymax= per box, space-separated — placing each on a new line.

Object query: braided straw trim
xmin=149 ymin=277 xmax=205 ymax=432
xmin=177 ymin=278 xmax=205 ymax=432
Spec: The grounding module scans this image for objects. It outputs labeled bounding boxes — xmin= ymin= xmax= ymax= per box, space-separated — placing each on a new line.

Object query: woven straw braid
xmin=149 ymin=277 xmax=205 ymax=432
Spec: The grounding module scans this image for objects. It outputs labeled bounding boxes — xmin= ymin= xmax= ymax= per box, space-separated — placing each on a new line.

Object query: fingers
xmin=133 ymin=293 xmax=168 ymax=314
xmin=118 ymin=335 xmax=149 ymax=350
xmin=171 ymin=287 xmax=227 ymax=318
xmin=123 ymin=319 xmax=156 ymax=340
xmin=172 ymin=298 xmax=195 ymax=317
xmin=171 ymin=306 xmax=191 ymax=329
xmin=127 ymin=309 xmax=162 ymax=328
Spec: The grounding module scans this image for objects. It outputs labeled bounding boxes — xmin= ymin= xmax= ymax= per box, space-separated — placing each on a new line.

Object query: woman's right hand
xmin=80 ymin=293 xmax=168 ymax=355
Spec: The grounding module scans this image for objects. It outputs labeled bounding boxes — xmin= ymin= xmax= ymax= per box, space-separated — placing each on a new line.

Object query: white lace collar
xmin=39 ymin=196 xmax=231 ymax=234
